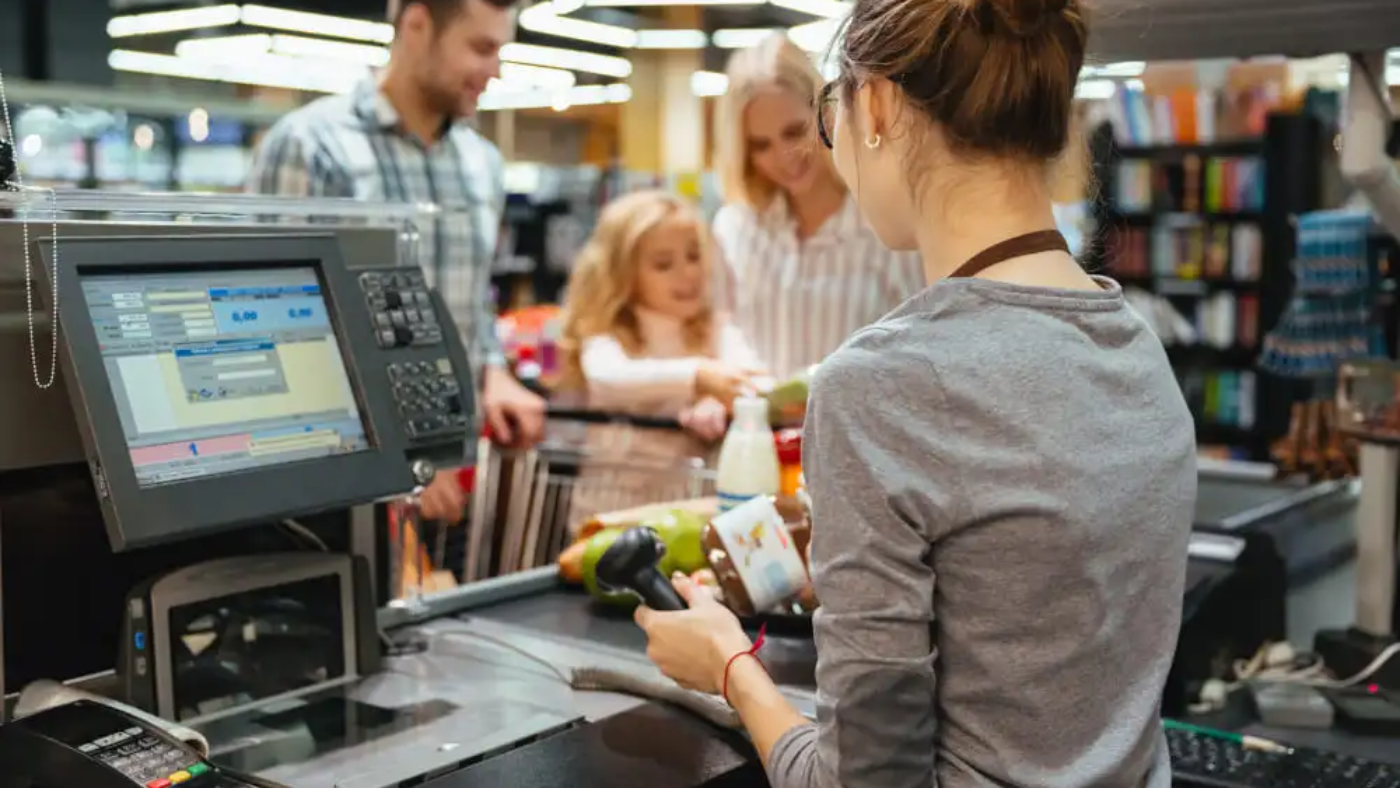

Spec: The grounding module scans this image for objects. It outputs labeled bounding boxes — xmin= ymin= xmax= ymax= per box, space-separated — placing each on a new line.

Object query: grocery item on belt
xmin=763 ymin=365 xmax=816 ymax=426
xmin=716 ymin=396 xmax=781 ymax=514
xmin=701 ymin=495 xmax=810 ymax=617
xmin=574 ymin=497 xmax=719 ymax=542
xmin=775 ymin=428 xmax=803 ymax=497
xmin=562 ymin=506 xmax=710 ymax=592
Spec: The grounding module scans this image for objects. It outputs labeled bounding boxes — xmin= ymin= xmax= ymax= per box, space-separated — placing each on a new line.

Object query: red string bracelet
xmin=721 ymin=624 xmax=767 ymax=706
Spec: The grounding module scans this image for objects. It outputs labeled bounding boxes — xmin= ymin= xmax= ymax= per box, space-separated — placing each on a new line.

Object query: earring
xmin=864 ymin=134 xmax=882 ymax=150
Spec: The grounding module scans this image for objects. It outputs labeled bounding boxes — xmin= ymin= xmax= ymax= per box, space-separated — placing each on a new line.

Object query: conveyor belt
xmin=472 ymin=587 xmax=820 ymax=689
xmin=210 ymin=576 xmax=807 ymax=788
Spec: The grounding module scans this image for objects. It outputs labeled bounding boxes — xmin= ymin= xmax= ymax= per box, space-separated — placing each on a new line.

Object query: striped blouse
xmin=712 ymin=194 xmax=926 ymax=380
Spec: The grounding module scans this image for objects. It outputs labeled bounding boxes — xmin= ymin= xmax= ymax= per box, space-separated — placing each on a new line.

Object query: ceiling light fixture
xmin=478 ymin=82 xmax=631 ymax=111
xmin=711 ymin=28 xmax=779 ymax=49
xmin=518 ymin=2 xmax=638 ymax=48
xmin=786 ymin=18 xmax=841 ymax=52
xmin=107 ymin=5 xmax=242 ymax=38
xmin=239 ymin=4 xmax=395 ymax=44
xmin=634 ymin=30 xmax=708 ymax=49
xmin=690 ymin=71 xmax=729 ymax=97
xmin=768 ymin=0 xmax=851 ymax=18
xmin=500 ymin=42 xmax=633 ymax=78
xmin=109 ymin=49 xmax=359 ymax=94
xmin=1074 ymin=79 xmax=1117 ymax=100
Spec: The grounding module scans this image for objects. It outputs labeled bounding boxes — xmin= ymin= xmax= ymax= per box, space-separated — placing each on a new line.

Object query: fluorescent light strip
xmin=1075 ymin=79 xmax=1117 ymax=101
xmin=269 ymin=34 xmax=392 ymax=66
xmin=110 ymin=49 xmax=358 ymax=94
xmin=478 ymin=83 xmax=631 ymax=112
xmin=498 ymin=63 xmax=577 ymax=90
xmin=786 ymin=18 xmax=841 ymax=52
xmin=175 ymin=33 xmax=272 ymax=58
xmin=1086 ymin=61 xmax=1146 ymax=79
xmin=518 ymin=3 xmax=637 ymax=48
xmin=769 ymin=0 xmax=850 ymax=18
xmin=107 ymin=5 xmax=242 ymax=38
xmin=712 ymin=28 xmax=778 ymax=49
xmin=501 ymin=42 xmax=632 ymax=78
xmin=240 ymin=4 xmax=395 ymax=44
xmin=691 ymin=70 xmax=729 ymax=97
xmin=634 ymin=30 xmax=708 ymax=49
xmin=112 ymin=49 xmax=581 ymax=107
xmin=173 ymin=35 xmax=571 ymax=88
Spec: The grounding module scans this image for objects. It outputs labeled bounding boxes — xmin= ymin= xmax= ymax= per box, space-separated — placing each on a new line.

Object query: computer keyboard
xmin=1168 ymin=725 xmax=1400 ymax=787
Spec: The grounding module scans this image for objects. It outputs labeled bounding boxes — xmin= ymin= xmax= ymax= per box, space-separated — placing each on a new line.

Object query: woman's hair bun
xmin=976 ymin=0 xmax=1070 ymax=38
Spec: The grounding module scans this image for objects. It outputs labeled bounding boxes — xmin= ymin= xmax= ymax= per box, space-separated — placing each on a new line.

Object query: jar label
xmin=708 ymin=496 xmax=809 ymax=612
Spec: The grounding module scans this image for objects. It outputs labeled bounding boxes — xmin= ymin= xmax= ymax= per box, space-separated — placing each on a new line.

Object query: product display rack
xmin=1089 ymin=113 xmax=1327 ymax=461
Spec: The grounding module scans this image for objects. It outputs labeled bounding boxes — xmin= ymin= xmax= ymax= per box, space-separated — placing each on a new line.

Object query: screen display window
xmin=79 ymin=267 xmax=370 ymax=487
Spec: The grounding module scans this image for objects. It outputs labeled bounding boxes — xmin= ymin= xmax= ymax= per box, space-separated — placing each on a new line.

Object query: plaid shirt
xmin=247 ymin=76 xmax=505 ymax=368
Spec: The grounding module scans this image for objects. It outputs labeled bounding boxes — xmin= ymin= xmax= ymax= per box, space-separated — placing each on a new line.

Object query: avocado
xmin=767 ymin=366 xmax=816 ymax=425
xmin=643 ymin=509 xmax=708 ymax=574
xmin=580 ymin=526 xmax=677 ymax=608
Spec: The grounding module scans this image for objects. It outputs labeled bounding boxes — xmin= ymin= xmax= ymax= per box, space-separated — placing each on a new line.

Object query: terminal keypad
xmin=359 ymin=267 xmax=473 ymax=446
xmin=389 ymin=359 xmax=469 ymax=439
xmin=79 ymin=726 xmax=208 ymax=787
xmin=360 ymin=270 xmax=443 ymax=349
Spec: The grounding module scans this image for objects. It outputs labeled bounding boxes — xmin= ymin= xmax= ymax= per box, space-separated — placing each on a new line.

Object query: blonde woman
xmin=558 ymin=191 xmax=763 ymax=534
xmin=713 ymin=35 xmax=925 ymax=380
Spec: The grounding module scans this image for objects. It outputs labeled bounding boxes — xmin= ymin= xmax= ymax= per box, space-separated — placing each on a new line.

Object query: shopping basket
xmin=461 ymin=409 xmax=718 ymax=583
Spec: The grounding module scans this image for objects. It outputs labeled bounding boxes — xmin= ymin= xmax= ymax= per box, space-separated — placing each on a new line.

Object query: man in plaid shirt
xmin=249 ymin=0 xmax=544 ymax=519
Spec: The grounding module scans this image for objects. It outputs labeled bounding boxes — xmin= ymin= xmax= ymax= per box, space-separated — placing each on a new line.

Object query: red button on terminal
xmin=146 ymin=779 xmax=171 ymax=788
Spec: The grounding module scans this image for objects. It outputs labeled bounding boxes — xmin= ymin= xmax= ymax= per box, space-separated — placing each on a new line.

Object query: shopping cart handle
xmin=544 ymin=407 xmax=685 ymax=431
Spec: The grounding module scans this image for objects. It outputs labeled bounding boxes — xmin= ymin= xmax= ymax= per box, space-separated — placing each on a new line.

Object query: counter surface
xmin=228 ymin=586 xmax=809 ymax=788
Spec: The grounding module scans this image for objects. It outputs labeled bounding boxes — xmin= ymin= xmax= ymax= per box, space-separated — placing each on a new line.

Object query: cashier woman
xmin=636 ymin=1 xmax=1196 ymax=787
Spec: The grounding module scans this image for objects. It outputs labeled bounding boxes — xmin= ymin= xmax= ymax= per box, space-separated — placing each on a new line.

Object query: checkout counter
xmin=0 ymin=198 xmax=1386 ymax=788
xmin=0 ymin=205 xmax=787 ymax=788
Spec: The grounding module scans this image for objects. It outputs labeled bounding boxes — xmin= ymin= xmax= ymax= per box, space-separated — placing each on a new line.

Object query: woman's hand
xmin=695 ymin=361 xmax=760 ymax=408
xmin=634 ymin=573 xmax=754 ymax=694
xmin=680 ymin=396 xmax=729 ymax=442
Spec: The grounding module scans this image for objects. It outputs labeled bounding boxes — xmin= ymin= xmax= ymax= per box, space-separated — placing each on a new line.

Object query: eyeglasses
xmin=816 ymin=80 xmax=838 ymax=150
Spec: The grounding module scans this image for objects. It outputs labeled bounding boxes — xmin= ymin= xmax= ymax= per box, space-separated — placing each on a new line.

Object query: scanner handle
xmin=634 ymin=569 xmax=687 ymax=611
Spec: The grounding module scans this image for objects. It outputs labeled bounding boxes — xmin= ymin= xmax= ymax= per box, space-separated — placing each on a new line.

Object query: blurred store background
xmin=2 ymin=0 xmax=1400 ymax=464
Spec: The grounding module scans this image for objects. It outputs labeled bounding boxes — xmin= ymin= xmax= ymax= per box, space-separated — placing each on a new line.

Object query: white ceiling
xmin=1089 ymin=0 xmax=1400 ymax=62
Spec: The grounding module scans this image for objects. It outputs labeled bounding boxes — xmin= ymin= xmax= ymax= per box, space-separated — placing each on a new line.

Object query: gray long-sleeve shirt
xmin=770 ymin=276 xmax=1195 ymax=788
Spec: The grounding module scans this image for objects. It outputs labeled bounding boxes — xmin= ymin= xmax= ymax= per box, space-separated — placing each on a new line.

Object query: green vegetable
xmin=767 ymin=366 xmax=816 ymax=425
xmin=644 ymin=509 xmax=708 ymax=574
xmin=580 ymin=526 xmax=677 ymax=608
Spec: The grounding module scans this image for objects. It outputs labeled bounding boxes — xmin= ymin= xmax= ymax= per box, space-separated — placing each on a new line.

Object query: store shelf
xmin=1114 ymin=139 xmax=1265 ymax=159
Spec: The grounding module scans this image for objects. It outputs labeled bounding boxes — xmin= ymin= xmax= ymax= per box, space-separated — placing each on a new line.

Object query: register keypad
xmin=389 ymin=358 xmax=469 ymax=439
xmin=360 ymin=270 xmax=443 ymax=349
xmin=79 ymin=726 xmax=208 ymax=786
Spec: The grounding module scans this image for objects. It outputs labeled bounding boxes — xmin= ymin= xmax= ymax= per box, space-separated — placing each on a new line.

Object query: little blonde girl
xmin=558 ymin=190 xmax=763 ymax=531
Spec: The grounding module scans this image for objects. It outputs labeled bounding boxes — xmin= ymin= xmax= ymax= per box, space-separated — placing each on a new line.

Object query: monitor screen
xmin=79 ymin=267 xmax=370 ymax=488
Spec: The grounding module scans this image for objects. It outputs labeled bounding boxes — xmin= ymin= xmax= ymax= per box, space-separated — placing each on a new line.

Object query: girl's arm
xmin=581 ymin=335 xmax=702 ymax=413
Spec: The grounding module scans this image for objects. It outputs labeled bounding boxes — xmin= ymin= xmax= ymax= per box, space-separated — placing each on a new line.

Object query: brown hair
xmin=839 ymin=0 xmax=1088 ymax=163
xmin=389 ymin=0 xmax=517 ymax=28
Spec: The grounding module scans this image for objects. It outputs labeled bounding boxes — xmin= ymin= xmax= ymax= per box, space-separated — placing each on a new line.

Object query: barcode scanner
xmin=595 ymin=527 xmax=688 ymax=611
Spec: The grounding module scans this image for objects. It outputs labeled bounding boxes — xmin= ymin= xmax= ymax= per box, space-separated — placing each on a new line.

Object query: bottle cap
xmin=733 ymin=395 xmax=768 ymax=422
